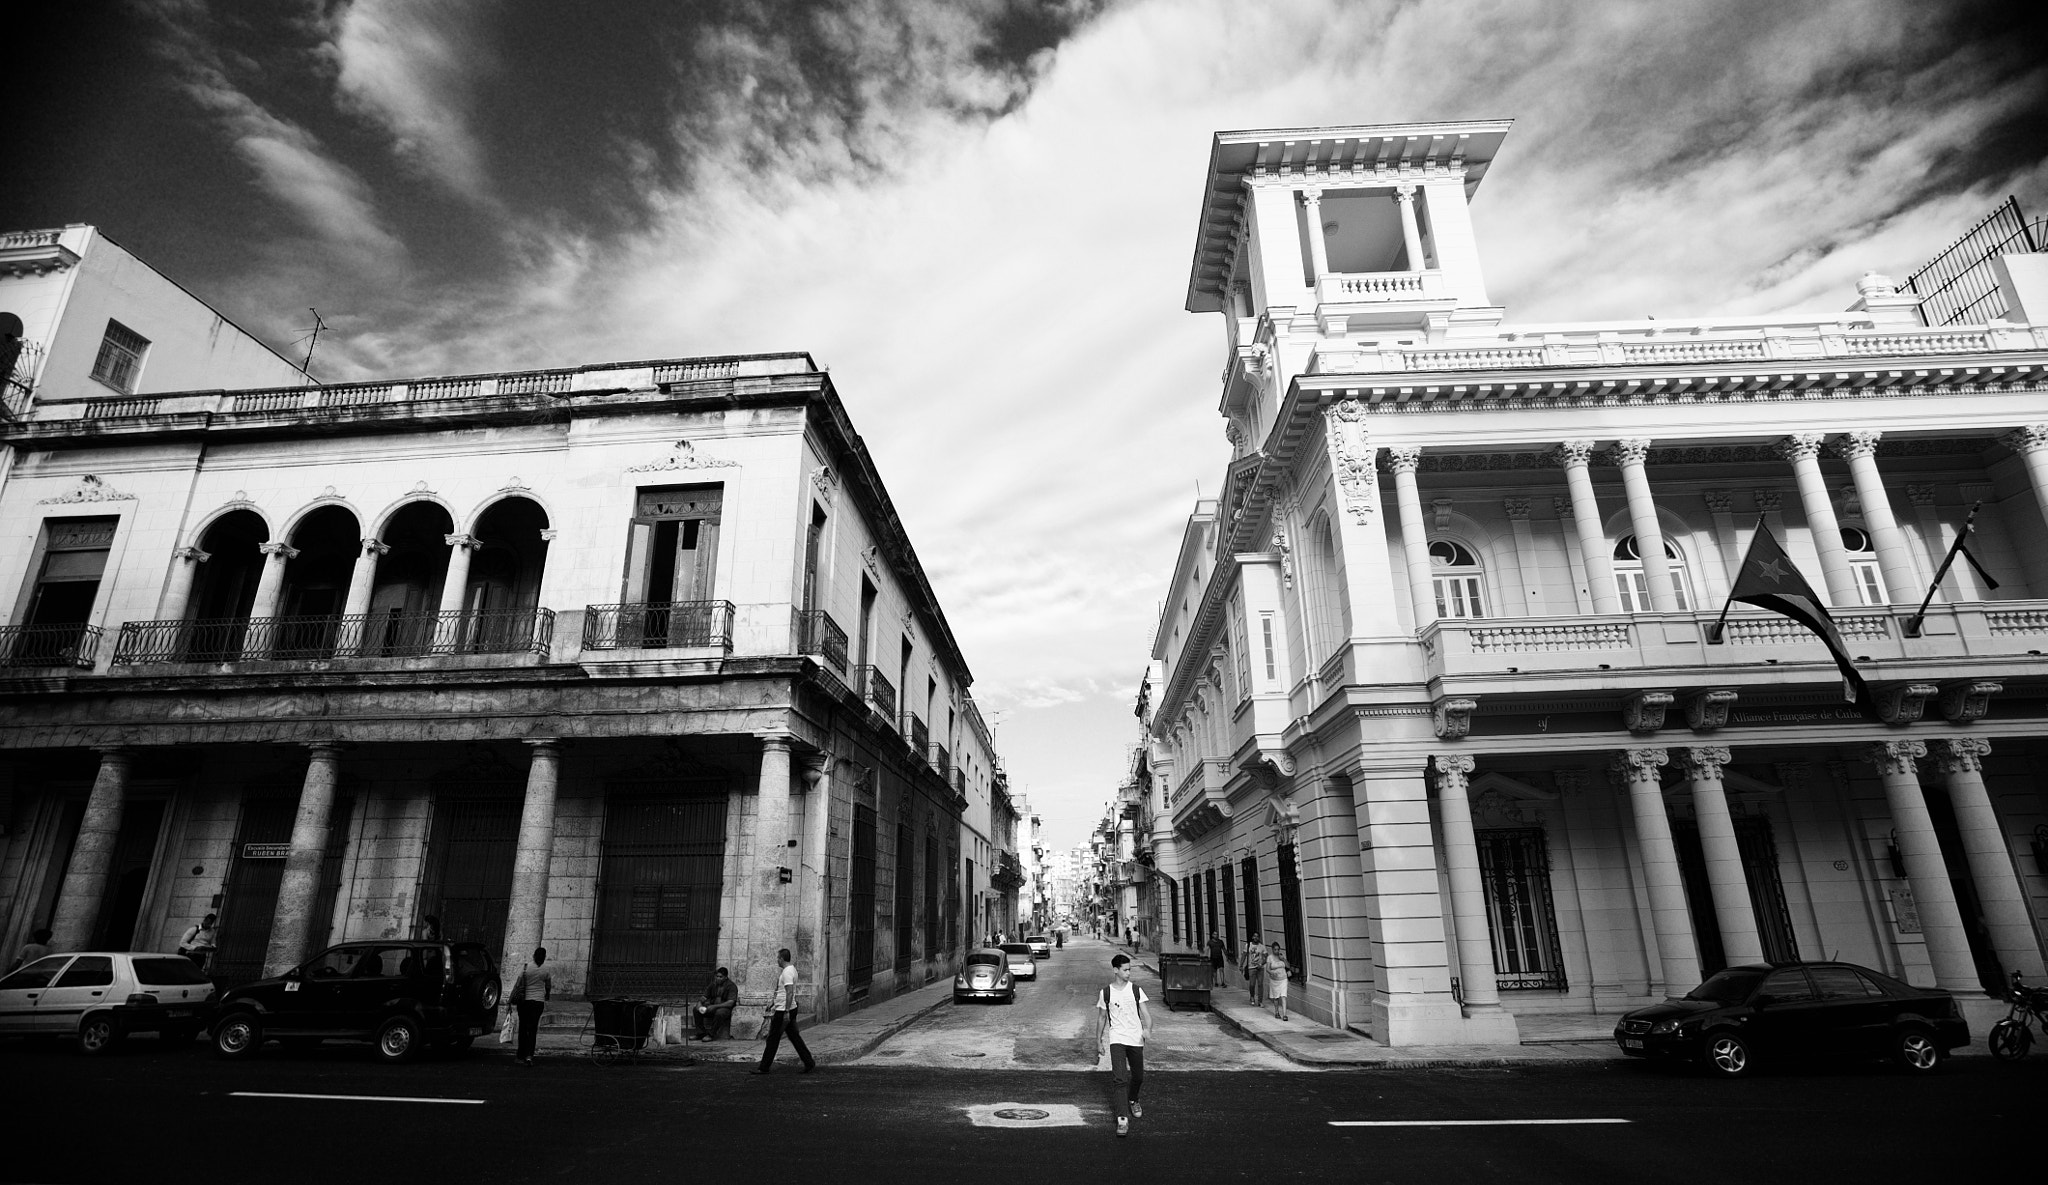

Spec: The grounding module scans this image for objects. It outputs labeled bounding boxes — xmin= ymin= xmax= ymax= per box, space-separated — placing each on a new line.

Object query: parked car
xmin=1025 ymin=934 xmax=1052 ymax=959
xmin=954 ymin=948 xmax=1015 ymax=1004
xmin=1000 ymin=943 xmax=1038 ymax=981
xmin=1614 ymin=961 xmax=1968 ymax=1077
xmin=0 ymin=952 xmax=216 ymax=1054
xmin=210 ymin=940 xmax=500 ymax=1063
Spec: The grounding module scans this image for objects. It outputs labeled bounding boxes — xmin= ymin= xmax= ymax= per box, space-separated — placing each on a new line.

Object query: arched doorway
xmin=276 ymin=505 xmax=360 ymax=658
xmin=465 ymin=497 xmax=550 ymax=652
xmin=186 ymin=510 xmax=268 ymax=660
xmin=366 ymin=502 xmax=455 ymax=655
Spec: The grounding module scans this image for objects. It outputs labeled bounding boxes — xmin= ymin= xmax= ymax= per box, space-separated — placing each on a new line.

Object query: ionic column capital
xmin=1431 ymin=753 xmax=1475 ymax=789
xmin=1779 ymin=432 xmax=1826 ymax=463
xmin=1386 ymin=446 xmax=1422 ymax=475
xmin=1614 ymin=438 xmax=1653 ymax=467
xmin=173 ymin=546 xmax=211 ymax=564
xmin=2002 ymin=424 xmax=2048 ymax=455
xmin=258 ymin=541 xmax=300 ymax=560
xmin=1555 ymin=439 xmax=1597 ymax=469
xmin=359 ymin=538 xmax=390 ymax=556
xmin=1930 ymin=737 xmax=1991 ymax=775
xmin=1862 ymin=739 xmax=1926 ymax=777
xmin=443 ymin=533 xmax=479 ymax=551
xmin=1838 ymin=430 xmax=1882 ymax=460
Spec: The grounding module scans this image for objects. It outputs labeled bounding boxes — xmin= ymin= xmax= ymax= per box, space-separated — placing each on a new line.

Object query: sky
xmin=7 ymin=0 xmax=2046 ymax=853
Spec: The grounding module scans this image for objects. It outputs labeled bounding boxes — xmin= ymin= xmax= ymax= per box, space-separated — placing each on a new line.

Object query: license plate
xmin=1621 ymin=1038 xmax=1644 ymax=1049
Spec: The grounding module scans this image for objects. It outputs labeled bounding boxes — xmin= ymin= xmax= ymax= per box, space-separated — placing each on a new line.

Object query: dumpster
xmin=1158 ymin=952 xmax=1213 ymax=1010
xmin=591 ymin=998 xmax=656 ymax=1050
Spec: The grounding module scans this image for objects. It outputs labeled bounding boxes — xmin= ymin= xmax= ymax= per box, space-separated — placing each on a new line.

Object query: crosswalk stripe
xmin=1330 ymin=1118 xmax=1630 ymax=1127
xmin=229 ymin=1092 xmax=485 ymax=1105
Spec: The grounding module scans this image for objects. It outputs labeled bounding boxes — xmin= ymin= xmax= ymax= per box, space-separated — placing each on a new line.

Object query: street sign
xmin=242 ymin=842 xmax=292 ymax=859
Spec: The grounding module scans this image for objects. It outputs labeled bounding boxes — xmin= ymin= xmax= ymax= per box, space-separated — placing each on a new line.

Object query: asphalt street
xmin=4 ymin=1020 xmax=2039 ymax=1184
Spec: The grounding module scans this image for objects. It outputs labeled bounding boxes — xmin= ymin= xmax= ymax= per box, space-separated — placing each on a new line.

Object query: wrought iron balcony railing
xmin=114 ymin=608 xmax=555 ymax=665
xmin=903 ymin=713 xmax=930 ymax=753
xmin=0 ymin=622 xmax=102 ymax=669
xmin=853 ymin=664 xmax=897 ymax=719
xmin=930 ymin=743 xmax=951 ymax=777
xmin=582 ymin=601 xmax=735 ymax=651
xmin=793 ymin=609 xmax=848 ymax=672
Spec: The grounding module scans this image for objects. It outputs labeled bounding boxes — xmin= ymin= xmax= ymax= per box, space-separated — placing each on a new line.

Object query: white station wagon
xmin=0 ymin=952 xmax=217 ymax=1053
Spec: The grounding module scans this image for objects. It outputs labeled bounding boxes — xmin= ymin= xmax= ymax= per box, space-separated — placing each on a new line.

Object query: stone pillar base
xmin=1372 ymin=994 xmax=1522 ymax=1046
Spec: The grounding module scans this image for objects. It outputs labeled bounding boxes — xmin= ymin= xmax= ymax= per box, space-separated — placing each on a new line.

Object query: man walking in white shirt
xmin=1094 ymin=953 xmax=1153 ymax=1137
xmin=752 ymin=947 xmax=815 ymax=1074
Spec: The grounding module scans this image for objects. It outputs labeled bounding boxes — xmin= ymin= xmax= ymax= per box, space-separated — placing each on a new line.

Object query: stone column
xmin=248 ymin=541 xmax=298 ymax=621
xmin=1432 ymin=754 xmax=1501 ymax=1013
xmin=1387 ymin=447 xmax=1436 ymax=630
xmin=1780 ymin=433 xmax=1859 ymax=607
xmin=1838 ymin=432 xmax=1920 ymax=603
xmin=1300 ymin=190 xmax=1331 ymax=281
xmin=2003 ymin=424 xmax=2048 ymax=537
xmin=743 ymin=735 xmax=796 ymax=1005
xmin=159 ymin=547 xmax=209 ymax=621
xmin=437 ymin=533 xmax=478 ymax=616
xmin=1394 ymin=184 xmax=1425 ymax=271
xmin=1615 ymin=439 xmax=1681 ymax=612
xmin=49 ymin=749 xmax=132 ymax=951
xmin=340 ymin=539 xmax=387 ymax=655
xmin=1683 ymin=746 xmax=1765 ymax=966
xmin=1863 ymin=740 xmax=1977 ymax=990
xmin=1613 ymin=747 xmax=1700 ymax=994
xmin=262 ymin=745 xmax=342 ymax=976
xmin=1558 ymin=441 xmax=1622 ymax=614
xmin=500 ymin=740 xmax=561 ymax=978
xmin=1930 ymin=739 xmax=2046 ymax=979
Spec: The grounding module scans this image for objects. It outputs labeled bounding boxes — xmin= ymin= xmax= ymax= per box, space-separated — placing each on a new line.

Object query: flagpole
xmin=1707 ymin=515 xmax=1768 ymax=644
xmin=1904 ymin=501 xmax=1981 ymax=638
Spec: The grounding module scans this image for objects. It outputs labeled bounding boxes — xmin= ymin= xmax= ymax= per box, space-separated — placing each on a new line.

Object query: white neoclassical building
xmin=1145 ymin=120 xmax=2048 ymax=1045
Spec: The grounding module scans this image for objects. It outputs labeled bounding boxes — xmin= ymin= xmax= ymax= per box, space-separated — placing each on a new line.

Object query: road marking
xmin=229 ymin=1092 xmax=486 ymax=1105
xmin=1330 ymin=1119 xmax=1630 ymax=1127
xmin=965 ymin=1102 xmax=1086 ymax=1128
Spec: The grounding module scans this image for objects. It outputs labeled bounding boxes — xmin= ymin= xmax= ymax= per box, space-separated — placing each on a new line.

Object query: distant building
xmin=1146 ymin=120 xmax=2048 ymax=1044
xmin=0 ymin=234 xmax=1009 ymax=1025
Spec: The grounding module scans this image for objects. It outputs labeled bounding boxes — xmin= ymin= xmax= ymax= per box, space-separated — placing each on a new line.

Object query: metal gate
xmin=419 ymin=797 xmax=521 ymax=956
xmin=1277 ymin=843 xmax=1305 ymax=981
xmin=1734 ymin=816 xmax=1799 ymax=965
xmin=1476 ymin=828 xmax=1567 ymax=991
xmin=211 ymin=796 xmax=353 ymax=985
xmin=849 ymin=804 xmax=876 ymax=986
xmin=893 ymin=820 xmax=914 ymax=972
xmin=588 ymin=794 xmax=728 ymax=998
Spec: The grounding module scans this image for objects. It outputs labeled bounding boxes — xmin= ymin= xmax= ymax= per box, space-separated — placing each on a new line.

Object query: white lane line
xmin=229 ymin=1092 xmax=486 ymax=1105
xmin=1330 ymin=1119 xmax=1631 ymax=1127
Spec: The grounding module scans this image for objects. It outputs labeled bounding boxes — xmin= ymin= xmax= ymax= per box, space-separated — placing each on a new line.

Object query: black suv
xmin=211 ymin=941 xmax=500 ymax=1063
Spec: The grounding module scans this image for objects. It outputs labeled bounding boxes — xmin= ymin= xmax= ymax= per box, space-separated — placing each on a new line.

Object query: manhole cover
xmin=993 ymin=1108 xmax=1049 ymax=1121
xmin=965 ymin=1103 xmax=1086 ymax=1128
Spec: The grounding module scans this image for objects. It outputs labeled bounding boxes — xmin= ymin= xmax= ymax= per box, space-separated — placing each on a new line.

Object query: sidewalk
xmin=484 ymin=975 xmax=958 ymax=1066
xmin=1143 ymin=958 xmax=1628 ymax=1068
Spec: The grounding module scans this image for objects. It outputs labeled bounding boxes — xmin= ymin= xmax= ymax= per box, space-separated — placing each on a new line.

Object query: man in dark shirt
xmin=694 ymin=966 xmax=738 ymax=1041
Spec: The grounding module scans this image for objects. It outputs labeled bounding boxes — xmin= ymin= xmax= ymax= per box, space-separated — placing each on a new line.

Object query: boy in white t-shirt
xmin=1093 ymin=953 xmax=1153 ymax=1137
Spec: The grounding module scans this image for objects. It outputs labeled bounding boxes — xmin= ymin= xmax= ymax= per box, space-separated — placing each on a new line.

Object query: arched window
xmin=1612 ymin=534 xmax=1692 ymax=612
xmin=1841 ymin=526 xmax=1887 ymax=605
xmin=1429 ymin=539 xmax=1485 ymax=618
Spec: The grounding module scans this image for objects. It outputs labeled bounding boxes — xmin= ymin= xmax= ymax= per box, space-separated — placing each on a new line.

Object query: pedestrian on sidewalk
xmin=694 ymin=966 xmax=737 ymax=1041
xmin=1244 ymin=936 xmax=1266 ymax=1006
xmin=10 ymin=926 xmax=51 ymax=973
xmin=1094 ymin=953 xmax=1153 ymax=1138
xmin=177 ymin=914 xmax=218 ymax=972
xmin=1207 ymin=932 xmax=1227 ymax=988
xmin=1263 ymin=940 xmax=1290 ymax=1021
xmin=508 ymin=947 xmax=552 ymax=1066
xmin=753 ymin=947 xmax=816 ymax=1074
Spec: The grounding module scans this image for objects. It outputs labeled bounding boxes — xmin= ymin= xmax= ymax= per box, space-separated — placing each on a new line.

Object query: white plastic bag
xmin=497 ymin=1010 xmax=517 ymax=1044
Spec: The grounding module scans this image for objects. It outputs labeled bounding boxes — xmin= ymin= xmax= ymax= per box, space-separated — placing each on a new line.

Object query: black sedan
xmin=1614 ymin=961 xmax=1968 ymax=1077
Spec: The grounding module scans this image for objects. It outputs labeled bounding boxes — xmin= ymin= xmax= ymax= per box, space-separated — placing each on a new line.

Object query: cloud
xmin=328 ymin=0 xmax=499 ymax=203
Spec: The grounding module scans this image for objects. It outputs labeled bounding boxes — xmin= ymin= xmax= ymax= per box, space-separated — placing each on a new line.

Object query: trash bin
xmin=592 ymin=998 xmax=657 ymax=1050
xmin=1158 ymin=952 xmax=1213 ymax=1011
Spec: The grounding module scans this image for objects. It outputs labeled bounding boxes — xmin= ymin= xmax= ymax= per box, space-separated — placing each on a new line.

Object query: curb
xmin=828 ymin=991 xmax=960 ymax=1063
xmin=1205 ymin=993 xmax=1627 ymax=1070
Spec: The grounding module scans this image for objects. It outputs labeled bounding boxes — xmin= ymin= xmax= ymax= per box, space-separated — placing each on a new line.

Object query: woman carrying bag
xmin=506 ymin=947 xmax=552 ymax=1066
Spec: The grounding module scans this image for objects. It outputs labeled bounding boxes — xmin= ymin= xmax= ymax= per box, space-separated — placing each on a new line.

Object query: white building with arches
xmin=0 ymin=328 xmax=1005 ymax=1029
xmin=1146 ymin=119 xmax=2048 ymax=1046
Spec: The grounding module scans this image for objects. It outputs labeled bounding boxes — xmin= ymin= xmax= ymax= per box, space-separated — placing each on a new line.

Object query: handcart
xmin=586 ymin=998 xmax=699 ymax=1066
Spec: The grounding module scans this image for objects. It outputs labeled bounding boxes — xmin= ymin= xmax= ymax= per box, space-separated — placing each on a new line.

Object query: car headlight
xmin=956 ymin=976 xmax=967 ymax=986
xmin=1649 ymin=1020 xmax=1679 ymax=1035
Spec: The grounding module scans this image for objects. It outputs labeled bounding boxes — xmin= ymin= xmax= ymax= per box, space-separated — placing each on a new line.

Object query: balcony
xmin=793 ymin=609 xmax=848 ymax=672
xmin=1170 ymin=758 xmax=1234 ymax=840
xmin=583 ymin=601 xmax=734 ymax=651
xmin=853 ymin=665 xmax=897 ymax=720
xmin=903 ymin=713 xmax=930 ymax=754
xmin=114 ymin=608 xmax=555 ymax=666
xmin=1315 ymin=268 xmax=1447 ymax=305
xmin=3 ymin=338 xmax=46 ymax=416
xmin=1418 ymin=601 xmax=2048 ymax=695
xmin=930 ymin=742 xmax=951 ymax=778
xmin=0 ymin=623 xmax=102 ymax=670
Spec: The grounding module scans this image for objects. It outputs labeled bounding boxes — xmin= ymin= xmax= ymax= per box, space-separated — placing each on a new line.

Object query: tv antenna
xmin=295 ymin=308 xmax=330 ymax=380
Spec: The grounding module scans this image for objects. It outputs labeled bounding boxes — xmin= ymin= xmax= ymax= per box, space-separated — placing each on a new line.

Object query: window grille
xmin=1476 ymin=828 xmax=1567 ymax=991
xmin=90 ymin=320 xmax=148 ymax=392
xmin=1278 ymin=843 xmax=1306 ymax=981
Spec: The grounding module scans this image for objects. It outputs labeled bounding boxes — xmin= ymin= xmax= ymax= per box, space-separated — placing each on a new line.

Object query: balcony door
xmin=622 ymin=485 xmax=722 ymax=647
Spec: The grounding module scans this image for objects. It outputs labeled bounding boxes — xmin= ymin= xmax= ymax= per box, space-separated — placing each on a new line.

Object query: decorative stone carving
xmin=1838 ymin=430 xmax=1882 ymax=460
xmin=500 ymin=477 xmax=530 ymax=493
xmin=358 ymin=538 xmax=390 ymax=556
xmin=1555 ymin=440 xmax=1596 ymax=469
xmin=1432 ymin=752 xmax=1476 ymax=786
xmin=628 ymin=439 xmax=739 ymax=472
xmin=1701 ymin=490 xmax=1732 ymax=515
xmin=1431 ymin=697 xmax=1478 ymax=740
xmin=1432 ymin=498 xmax=1454 ymax=530
xmin=1613 ymin=438 xmax=1652 ymax=467
xmin=1324 ymin=400 xmax=1377 ymax=525
xmin=1552 ymin=768 xmax=1588 ymax=797
xmin=1271 ymin=532 xmax=1293 ymax=590
xmin=1862 ymin=739 xmax=1926 ymax=777
xmin=537 ymin=528 xmax=559 ymax=542
xmin=1930 ymin=737 xmax=1991 ymax=775
xmin=1386 ymin=446 xmax=1422 ymax=476
xmin=1611 ymin=747 xmax=1669 ymax=781
xmin=1622 ymin=690 xmax=1676 ymax=734
xmin=799 ymin=755 xmax=831 ymax=791
xmin=810 ymin=465 xmax=839 ymax=506
xmin=1905 ymin=484 xmax=1937 ymax=507
xmin=1685 ymin=688 xmax=1738 ymax=731
xmin=1225 ymin=421 xmax=1244 ymax=448
xmin=1752 ymin=489 xmax=1782 ymax=512
xmin=1552 ymin=496 xmax=1571 ymax=518
xmin=2000 ymin=424 xmax=2048 ymax=456
xmin=1773 ymin=762 xmax=1811 ymax=793
xmin=173 ymin=546 xmax=211 ymax=564
xmin=1779 ymin=433 xmax=1825 ymax=463
xmin=39 ymin=474 xmax=137 ymax=504
xmin=1503 ymin=496 xmax=1530 ymax=520
xmin=1262 ymin=794 xmax=1301 ymax=845
xmin=443 ymin=533 xmax=479 ymax=551
xmin=1938 ymin=680 xmax=2000 ymax=722
xmin=1682 ymin=745 xmax=1731 ymax=781
xmin=258 ymin=541 xmax=300 ymax=560
xmin=1874 ymin=682 xmax=1940 ymax=724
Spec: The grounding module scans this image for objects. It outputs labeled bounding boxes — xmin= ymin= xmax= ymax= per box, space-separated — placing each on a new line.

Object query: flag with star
xmin=1714 ymin=519 xmax=1868 ymax=704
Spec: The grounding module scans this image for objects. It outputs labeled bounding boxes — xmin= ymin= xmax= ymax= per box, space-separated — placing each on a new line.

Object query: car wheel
xmin=214 ymin=1013 xmax=262 ymax=1059
xmin=470 ymin=976 xmax=502 ymax=1012
xmin=1894 ymin=1027 xmax=1942 ymax=1074
xmin=1701 ymin=1031 xmax=1753 ymax=1078
xmin=1988 ymin=1019 xmax=2033 ymax=1062
xmin=77 ymin=1014 xmax=122 ymax=1056
xmin=374 ymin=1016 xmax=421 ymax=1063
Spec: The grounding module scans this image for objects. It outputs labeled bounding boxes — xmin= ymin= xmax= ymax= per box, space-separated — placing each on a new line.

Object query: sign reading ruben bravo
xmin=242 ymin=843 xmax=292 ymax=859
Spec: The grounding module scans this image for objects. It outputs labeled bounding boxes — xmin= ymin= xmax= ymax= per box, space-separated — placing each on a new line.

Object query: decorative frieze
xmin=39 ymin=474 xmax=136 ymax=504
xmin=1324 ymin=399 xmax=1377 ymax=524
xmin=628 ymin=439 xmax=739 ymax=473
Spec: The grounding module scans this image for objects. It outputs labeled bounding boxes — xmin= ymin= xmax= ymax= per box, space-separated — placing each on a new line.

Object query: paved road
xmin=5 ymin=1025 xmax=2037 ymax=1183
xmin=858 ymin=936 xmax=1298 ymax=1070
